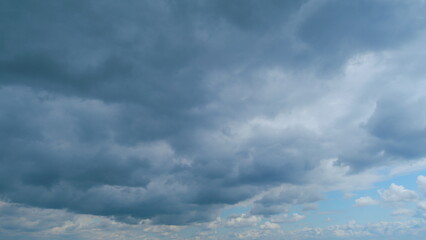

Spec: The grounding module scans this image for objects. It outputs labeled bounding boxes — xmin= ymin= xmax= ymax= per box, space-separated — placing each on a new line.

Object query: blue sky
xmin=2 ymin=0 xmax=426 ymax=239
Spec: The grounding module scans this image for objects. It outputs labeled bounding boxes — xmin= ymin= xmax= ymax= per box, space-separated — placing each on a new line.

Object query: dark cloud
xmin=296 ymin=0 xmax=424 ymax=74
xmin=366 ymin=96 xmax=426 ymax=158
xmin=1 ymin=0 xmax=425 ymax=225
xmin=339 ymin=95 xmax=426 ymax=171
xmin=251 ymin=185 xmax=322 ymax=216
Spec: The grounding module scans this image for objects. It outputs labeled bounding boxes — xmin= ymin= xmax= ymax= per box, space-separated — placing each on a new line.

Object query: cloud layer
xmin=1 ymin=0 xmax=426 ymax=230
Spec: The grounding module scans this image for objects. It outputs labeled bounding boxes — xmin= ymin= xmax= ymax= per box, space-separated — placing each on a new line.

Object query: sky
xmin=1 ymin=0 xmax=426 ymax=239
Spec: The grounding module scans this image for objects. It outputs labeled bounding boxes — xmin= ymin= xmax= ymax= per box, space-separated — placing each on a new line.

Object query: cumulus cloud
xmin=3 ymin=199 xmax=426 ymax=240
xmin=417 ymin=175 xmax=426 ymax=194
xmin=355 ymin=196 xmax=379 ymax=206
xmin=1 ymin=0 xmax=426 ymax=232
xmin=0 ymin=200 xmax=179 ymax=240
xmin=378 ymin=184 xmax=418 ymax=203
xmin=416 ymin=201 xmax=426 ymax=219
xmin=234 ymin=230 xmax=261 ymax=239
xmin=260 ymin=221 xmax=281 ymax=230
xmin=391 ymin=208 xmax=414 ymax=216
xmin=225 ymin=214 xmax=261 ymax=228
xmin=285 ymin=220 xmax=426 ymax=240
xmin=250 ymin=184 xmax=322 ymax=216
xmin=269 ymin=213 xmax=305 ymax=223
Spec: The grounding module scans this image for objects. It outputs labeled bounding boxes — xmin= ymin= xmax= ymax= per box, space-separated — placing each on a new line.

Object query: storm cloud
xmin=1 ymin=0 xmax=426 ymax=226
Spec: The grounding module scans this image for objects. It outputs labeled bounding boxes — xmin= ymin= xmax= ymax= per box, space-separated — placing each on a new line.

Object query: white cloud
xmin=389 ymin=160 xmax=426 ymax=176
xmin=0 ymin=201 xmax=174 ymax=240
xmin=355 ymin=196 xmax=379 ymax=206
xmin=234 ymin=230 xmax=261 ymax=239
xmin=284 ymin=219 xmax=426 ymax=239
xmin=306 ymin=158 xmax=385 ymax=192
xmin=378 ymin=183 xmax=418 ymax=203
xmin=225 ymin=214 xmax=261 ymax=228
xmin=302 ymin=203 xmax=318 ymax=211
xmin=416 ymin=201 xmax=426 ymax=218
xmin=260 ymin=221 xmax=281 ymax=230
xmin=291 ymin=213 xmax=306 ymax=222
xmin=417 ymin=175 xmax=426 ymax=194
xmin=418 ymin=201 xmax=426 ymax=211
xmin=270 ymin=213 xmax=305 ymax=223
xmin=143 ymin=224 xmax=186 ymax=233
xmin=343 ymin=192 xmax=355 ymax=199
xmin=391 ymin=208 xmax=414 ymax=216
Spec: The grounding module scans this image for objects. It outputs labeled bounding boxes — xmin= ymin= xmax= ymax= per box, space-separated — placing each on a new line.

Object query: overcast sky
xmin=2 ymin=0 xmax=426 ymax=239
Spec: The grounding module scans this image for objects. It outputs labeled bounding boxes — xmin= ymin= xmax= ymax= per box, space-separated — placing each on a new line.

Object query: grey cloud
xmin=0 ymin=200 xmax=179 ymax=240
xmin=1 ymin=0 xmax=426 ymax=226
xmin=367 ymin=97 xmax=426 ymax=158
xmin=296 ymin=0 xmax=424 ymax=74
xmin=251 ymin=204 xmax=290 ymax=217
xmin=251 ymin=185 xmax=322 ymax=216
xmin=208 ymin=0 xmax=305 ymax=30
xmin=0 ymin=201 xmax=76 ymax=240
xmin=234 ymin=129 xmax=325 ymax=185
xmin=0 ymin=86 xmax=322 ymax=224
xmin=339 ymin=95 xmax=426 ymax=170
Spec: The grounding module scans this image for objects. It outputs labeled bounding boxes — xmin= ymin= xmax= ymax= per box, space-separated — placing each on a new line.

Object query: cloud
xmin=343 ymin=192 xmax=355 ymax=199
xmin=415 ymin=201 xmax=426 ymax=219
xmin=225 ymin=214 xmax=261 ymax=228
xmin=366 ymin=97 xmax=426 ymax=158
xmin=378 ymin=184 xmax=418 ymax=203
xmin=0 ymin=200 xmax=176 ymax=240
xmin=1 ymin=0 xmax=426 ymax=230
xmin=3 ymin=199 xmax=426 ymax=240
xmin=250 ymin=185 xmax=322 ymax=216
xmin=260 ymin=221 xmax=281 ymax=230
xmin=391 ymin=208 xmax=414 ymax=216
xmin=296 ymin=0 xmax=422 ymax=73
xmin=234 ymin=229 xmax=261 ymax=239
xmin=417 ymin=175 xmax=426 ymax=194
xmin=302 ymin=203 xmax=318 ymax=211
xmin=284 ymin=220 xmax=426 ymax=240
xmin=355 ymin=196 xmax=379 ymax=206
xmin=269 ymin=213 xmax=305 ymax=223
